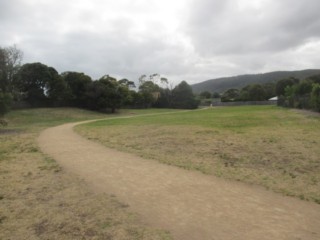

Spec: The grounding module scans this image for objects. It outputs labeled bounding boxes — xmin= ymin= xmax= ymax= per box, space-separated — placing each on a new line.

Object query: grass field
xmin=77 ymin=106 xmax=320 ymax=204
xmin=0 ymin=108 xmax=172 ymax=240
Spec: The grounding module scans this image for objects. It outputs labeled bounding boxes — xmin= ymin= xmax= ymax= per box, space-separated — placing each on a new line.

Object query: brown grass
xmin=0 ymin=109 xmax=172 ymax=240
xmin=76 ymin=107 xmax=320 ymax=204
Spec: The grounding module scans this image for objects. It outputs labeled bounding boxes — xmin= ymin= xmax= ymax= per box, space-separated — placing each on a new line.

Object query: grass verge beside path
xmin=77 ymin=106 xmax=320 ymax=204
xmin=0 ymin=108 xmax=172 ymax=240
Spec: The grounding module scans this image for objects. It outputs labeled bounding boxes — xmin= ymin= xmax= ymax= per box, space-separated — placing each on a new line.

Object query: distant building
xmin=268 ymin=96 xmax=278 ymax=101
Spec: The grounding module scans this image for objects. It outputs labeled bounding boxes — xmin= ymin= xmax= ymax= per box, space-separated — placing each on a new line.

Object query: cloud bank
xmin=1 ymin=0 xmax=320 ymax=84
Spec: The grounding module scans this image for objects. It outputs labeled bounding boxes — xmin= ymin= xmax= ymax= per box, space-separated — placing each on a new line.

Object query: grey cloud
xmin=1 ymin=0 xmax=319 ymax=84
xmin=0 ymin=0 xmax=24 ymax=21
xmin=186 ymin=0 xmax=320 ymax=56
xmin=21 ymin=24 xmax=193 ymax=83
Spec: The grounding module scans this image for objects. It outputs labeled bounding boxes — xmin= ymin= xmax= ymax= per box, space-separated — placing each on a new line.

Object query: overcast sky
xmin=1 ymin=0 xmax=320 ymax=85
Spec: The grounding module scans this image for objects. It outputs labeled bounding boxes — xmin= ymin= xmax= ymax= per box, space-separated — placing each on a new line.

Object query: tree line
xmin=218 ymin=82 xmax=276 ymax=102
xmin=0 ymin=45 xmax=199 ymax=119
xmin=276 ymin=76 xmax=320 ymax=112
xmin=211 ymin=75 xmax=320 ymax=112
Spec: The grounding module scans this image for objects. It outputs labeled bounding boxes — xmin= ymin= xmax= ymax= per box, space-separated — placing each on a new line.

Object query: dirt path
xmin=38 ymin=117 xmax=320 ymax=240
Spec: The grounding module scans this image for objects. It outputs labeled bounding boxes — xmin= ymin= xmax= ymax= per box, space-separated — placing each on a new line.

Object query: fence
xmin=211 ymin=100 xmax=277 ymax=107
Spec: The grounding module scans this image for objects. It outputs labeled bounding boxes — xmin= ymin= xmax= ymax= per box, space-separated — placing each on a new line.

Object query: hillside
xmin=191 ymin=69 xmax=320 ymax=94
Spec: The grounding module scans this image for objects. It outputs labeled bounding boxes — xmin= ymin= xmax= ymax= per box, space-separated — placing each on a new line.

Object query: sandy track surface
xmin=38 ymin=119 xmax=320 ymax=240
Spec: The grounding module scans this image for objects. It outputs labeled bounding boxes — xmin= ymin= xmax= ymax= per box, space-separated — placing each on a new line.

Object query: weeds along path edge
xmin=37 ymin=108 xmax=320 ymax=240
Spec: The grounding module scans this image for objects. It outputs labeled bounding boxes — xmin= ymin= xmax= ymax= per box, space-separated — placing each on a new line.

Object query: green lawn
xmin=77 ymin=106 xmax=320 ymax=204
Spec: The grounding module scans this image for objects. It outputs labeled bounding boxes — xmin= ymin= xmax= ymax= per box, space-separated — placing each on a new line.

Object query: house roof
xmin=268 ymin=96 xmax=278 ymax=101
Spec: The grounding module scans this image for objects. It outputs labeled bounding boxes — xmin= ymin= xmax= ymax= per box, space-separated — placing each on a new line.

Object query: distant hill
xmin=191 ymin=69 xmax=320 ymax=94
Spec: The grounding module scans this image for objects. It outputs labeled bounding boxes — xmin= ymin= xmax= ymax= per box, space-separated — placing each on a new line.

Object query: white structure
xmin=268 ymin=96 xmax=278 ymax=101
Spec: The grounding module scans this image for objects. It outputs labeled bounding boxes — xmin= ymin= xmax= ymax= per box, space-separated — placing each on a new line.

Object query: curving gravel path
xmin=38 ymin=117 xmax=320 ymax=240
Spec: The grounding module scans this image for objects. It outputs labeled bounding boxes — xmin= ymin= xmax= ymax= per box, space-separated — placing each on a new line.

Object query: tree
xmin=137 ymin=74 xmax=173 ymax=108
xmin=221 ymin=89 xmax=240 ymax=102
xmin=239 ymin=85 xmax=250 ymax=101
xmin=118 ymin=78 xmax=136 ymax=89
xmin=139 ymin=80 xmax=160 ymax=93
xmin=276 ymin=76 xmax=319 ymax=109
xmin=199 ymin=91 xmax=211 ymax=99
xmin=0 ymin=45 xmax=23 ymax=93
xmin=126 ymin=91 xmax=146 ymax=108
xmin=153 ymin=88 xmax=171 ymax=108
xmin=61 ymin=71 xmax=92 ymax=107
xmin=171 ymin=81 xmax=199 ymax=109
xmin=139 ymin=73 xmax=168 ymax=87
xmin=138 ymin=80 xmax=160 ymax=107
xmin=14 ymin=62 xmax=62 ymax=107
xmin=0 ymin=45 xmax=23 ymax=117
xmin=86 ymin=75 xmax=129 ymax=113
xmin=46 ymin=67 xmax=67 ymax=106
xmin=283 ymin=85 xmax=297 ymax=108
xmin=295 ymin=80 xmax=313 ymax=96
xmin=276 ymin=77 xmax=299 ymax=96
xmin=0 ymin=48 xmax=7 ymax=92
xmin=0 ymin=91 xmax=12 ymax=118
xmin=212 ymin=92 xmax=221 ymax=98
xmin=239 ymin=84 xmax=266 ymax=101
xmin=100 ymin=75 xmax=129 ymax=113
xmin=85 ymin=81 xmax=108 ymax=111
xmin=247 ymin=84 xmax=266 ymax=101
xmin=306 ymin=74 xmax=320 ymax=84
xmin=262 ymin=82 xmax=276 ymax=99
xmin=311 ymin=83 xmax=320 ymax=112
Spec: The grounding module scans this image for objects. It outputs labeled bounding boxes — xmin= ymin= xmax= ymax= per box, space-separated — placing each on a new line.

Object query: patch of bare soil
xmin=38 ymin=121 xmax=320 ymax=240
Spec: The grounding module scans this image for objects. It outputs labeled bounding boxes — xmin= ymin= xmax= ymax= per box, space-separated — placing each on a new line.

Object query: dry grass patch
xmin=77 ymin=106 xmax=320 ymax=204
xmin=0 ymin=108 xmax=172 ymax=240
